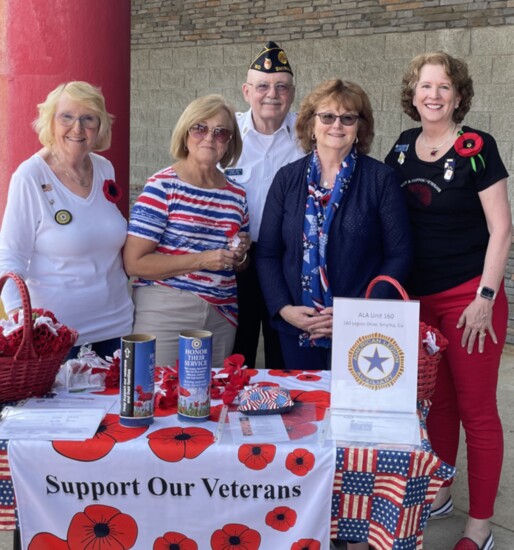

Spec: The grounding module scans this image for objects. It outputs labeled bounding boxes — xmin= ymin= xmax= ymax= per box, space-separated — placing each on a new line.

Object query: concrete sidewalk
xmin=0 ymin=347 xmax=512 ymax=549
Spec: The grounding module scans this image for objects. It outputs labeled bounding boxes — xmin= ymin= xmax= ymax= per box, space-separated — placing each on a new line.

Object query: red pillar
xmin=0 ymin=0 xmax=131 ymax=218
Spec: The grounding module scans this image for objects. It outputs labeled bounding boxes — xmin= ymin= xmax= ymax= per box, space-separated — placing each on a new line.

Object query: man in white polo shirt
xmin=226 ymin=41 xmax=305 ymax=369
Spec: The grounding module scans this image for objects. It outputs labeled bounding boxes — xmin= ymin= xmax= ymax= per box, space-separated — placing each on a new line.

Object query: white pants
xmin=132 ymin=285 xmax=236 ymax=368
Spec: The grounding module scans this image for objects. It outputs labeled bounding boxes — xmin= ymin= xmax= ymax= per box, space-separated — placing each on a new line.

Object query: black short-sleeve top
xmin=385 ymin=126 xmax=508 ymax=296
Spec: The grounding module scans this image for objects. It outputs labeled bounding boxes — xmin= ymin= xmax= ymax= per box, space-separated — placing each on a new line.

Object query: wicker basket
xmin=365 ymin=275 xmax=447 ymax=401
xmin=0 ymin=272 xmax=78 ymax=402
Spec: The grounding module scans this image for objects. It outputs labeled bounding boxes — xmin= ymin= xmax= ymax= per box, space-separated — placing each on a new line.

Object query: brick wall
xmin=131 ymin=0 xmax=514 ymax=46
xmin=130 ymin=1 xmax=514 ymax=342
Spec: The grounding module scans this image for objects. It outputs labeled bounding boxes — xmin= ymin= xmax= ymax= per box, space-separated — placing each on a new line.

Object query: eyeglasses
xmin=315 ymin=113 xmax=361 ymax=126
xmin=55 ymin=113 xmax=100 ymax=130
xmin=246 ymin=82 xmax=292 ymax=95
xmin=188 ymin=123 xmax=233 ymax=144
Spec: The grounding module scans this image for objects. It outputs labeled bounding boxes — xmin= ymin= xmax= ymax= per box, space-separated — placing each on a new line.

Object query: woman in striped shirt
xmin=124 ymin=95 xmax=250 ymax=367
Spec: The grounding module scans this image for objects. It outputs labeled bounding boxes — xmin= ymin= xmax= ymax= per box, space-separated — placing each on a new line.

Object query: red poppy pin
xmin=103 ymin=179 xmax=122 ymax=203
xmin=454 ymin=131 xmax=485 ymax=172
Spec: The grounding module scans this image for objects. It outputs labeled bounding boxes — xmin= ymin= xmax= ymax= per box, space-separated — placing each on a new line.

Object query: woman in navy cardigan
xmin=256 ymin=79 xmax=412 ymax=373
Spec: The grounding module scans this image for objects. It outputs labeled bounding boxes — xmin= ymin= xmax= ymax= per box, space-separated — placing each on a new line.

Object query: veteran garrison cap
xmin=249 ymin=41 xmax=293 ymax=76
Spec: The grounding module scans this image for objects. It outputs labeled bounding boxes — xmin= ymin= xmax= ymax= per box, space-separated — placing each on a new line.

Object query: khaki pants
xmin=132 ymin=285 xmax=236 ymax=368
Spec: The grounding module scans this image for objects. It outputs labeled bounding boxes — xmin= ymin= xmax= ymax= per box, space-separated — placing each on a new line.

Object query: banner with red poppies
xmin=9 ymin=371 xmax=336 ymax=550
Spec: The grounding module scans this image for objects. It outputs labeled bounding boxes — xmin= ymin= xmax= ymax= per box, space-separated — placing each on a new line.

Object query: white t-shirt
xmin=225 ymin=110 xmax=305 ymax=242
xmin=0 ymin=153 xmax=134 ymax=345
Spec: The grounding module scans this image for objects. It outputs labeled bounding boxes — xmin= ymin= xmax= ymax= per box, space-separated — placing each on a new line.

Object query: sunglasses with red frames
xmin=188 ymin=123 xmax=233 ymax=144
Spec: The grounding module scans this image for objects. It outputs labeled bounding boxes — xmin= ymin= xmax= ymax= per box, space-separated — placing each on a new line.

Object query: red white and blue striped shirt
xmin=128 ymin=167 xmax=249 ymax=326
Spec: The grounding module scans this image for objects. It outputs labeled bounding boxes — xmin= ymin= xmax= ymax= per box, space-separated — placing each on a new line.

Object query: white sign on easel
xmin=329 ymin=294 xmax=421 ymax=447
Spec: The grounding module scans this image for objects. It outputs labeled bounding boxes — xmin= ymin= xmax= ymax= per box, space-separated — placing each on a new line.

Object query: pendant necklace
xmin=321 ymin=179 xmax=332 ymax=189
xmin=51 ymin=150 xmax=91 ymax=188
xmin=419 ymin=124 xmax=457 ymax=157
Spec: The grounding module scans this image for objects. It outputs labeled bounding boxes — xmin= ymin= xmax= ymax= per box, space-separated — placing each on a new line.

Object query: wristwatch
xmin=477 ymin=286 xmax=496 ymax=301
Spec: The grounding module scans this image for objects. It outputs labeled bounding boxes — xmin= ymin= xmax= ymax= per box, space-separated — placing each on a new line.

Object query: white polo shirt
xmin=225 ymin=110 xmax=305 ymax=242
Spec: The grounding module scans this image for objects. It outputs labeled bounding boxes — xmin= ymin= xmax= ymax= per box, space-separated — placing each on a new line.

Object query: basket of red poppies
xmin=365 ymin=275 xmax=448 ymax=401
xmin=0 ymin=272 xmax=78 ymax=402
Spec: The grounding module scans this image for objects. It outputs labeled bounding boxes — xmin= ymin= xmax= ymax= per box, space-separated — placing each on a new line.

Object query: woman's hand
xmin=124 ymin=235 xmax=239 ymax=279
xmin=308 ymin=307 xmax=333 ymax=340
xmin=457 ymin=297 xmax=497 ymax=354
xmin=230 ymin=231 xmax=251 ymax=263
xmin=279 ymin=305 xmax=321 ymax=332
xmin=199 ymin=248 xmax=239 ymax=272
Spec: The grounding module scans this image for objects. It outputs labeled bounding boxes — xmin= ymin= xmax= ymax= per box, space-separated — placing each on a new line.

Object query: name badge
xmin=225 ymin=168 xmax=243 ymax=177
xmin=394 ymin=144 xmax=409 ymax=153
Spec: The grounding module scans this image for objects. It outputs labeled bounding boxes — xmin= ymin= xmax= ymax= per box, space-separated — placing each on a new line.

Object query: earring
xmin=354 ymin=137 xmax=359 ymax=144
xmin=311 ymin=133 xmax=316 ymax=141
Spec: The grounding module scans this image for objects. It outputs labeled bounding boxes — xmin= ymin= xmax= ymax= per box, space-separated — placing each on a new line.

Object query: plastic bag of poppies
xmin=0 ymin=272 xmax=78 ymax=402
xmin=365 ymin=275 xmax=448 ymax=401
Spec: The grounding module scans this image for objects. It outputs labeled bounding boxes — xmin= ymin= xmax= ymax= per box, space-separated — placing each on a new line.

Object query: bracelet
xmin=235 ymin=252 xmax=248 ymax=266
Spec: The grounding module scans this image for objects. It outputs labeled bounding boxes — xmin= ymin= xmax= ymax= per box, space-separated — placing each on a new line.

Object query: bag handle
xmin=0 ymin=272 xmax=37 ymax=360
xmin=364 ymin=275 xmax=410 ymax=301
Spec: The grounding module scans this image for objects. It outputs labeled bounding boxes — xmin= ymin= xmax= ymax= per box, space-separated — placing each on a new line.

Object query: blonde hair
xmin=33 ymin=81 xmax=113 ymax=151
xmin=170 ymin=94 xmax=242 ymax=168
xmin=296 ymin=79 xmax=375 ymax=155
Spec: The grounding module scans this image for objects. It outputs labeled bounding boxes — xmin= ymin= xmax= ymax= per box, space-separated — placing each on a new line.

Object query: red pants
xmin=420 ymin=276 xmax=507 ymax=519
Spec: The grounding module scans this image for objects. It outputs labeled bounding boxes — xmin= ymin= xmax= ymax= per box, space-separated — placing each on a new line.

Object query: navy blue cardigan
xmin=256 ymin=153 xmax=412 ymax=335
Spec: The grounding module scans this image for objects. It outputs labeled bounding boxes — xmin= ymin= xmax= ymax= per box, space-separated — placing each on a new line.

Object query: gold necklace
xmin=419 ymin=124 xmax=457 ymax=157
xmin=51 ymin=150 xmax=91 ymax=188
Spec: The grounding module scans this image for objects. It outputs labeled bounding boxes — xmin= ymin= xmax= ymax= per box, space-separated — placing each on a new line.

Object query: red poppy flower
xmin=238 ymin=443 xmax=276 ymax=470
xmin=265 ymin=506 xmax=297 ymax=532
xmin=28 ymin=532 xmax=69 ymax=549
xmin=154 ymin=402 xmax=178 ymax=417
xmin=454 ymin=132 xmax=483 ymax=157
xmin=296 ymin=373 xmax=321 ymax=382
xmin=252 ymin=381 xmax=280 ymax=388
xmin=285 ymin=448 xmax=316 ymax=477
xmin=283 ymin=419 xmax=318 ymax=440
xmin=290 ymin=390 xmax=330 ymax=421
xmin=153 ymin=531 xmax=198 ymax=550
xmin=291 ymin=539 xmax=321 ymax=550
xmin=103 ymin=179 xmax=123 ymax=203
xmin=209 ymin=403 xmax=234 ymax=422
xmin=210 ymin=523 xmax=261 ymax=550
xmin=67 ymin=504 xmax=137 ymax=550
xmin=269 ymin=370 xmax=300 ymax=377
xmin=52 ymin=414 xmax=148 ymax=461
xmin=320 ymin=193 xmax=331 ymax=208
xmin=148 ymin=426 xmax=214 ymax=462
xmin=214 ymin=355 xmax=252 ymax=405
xmin=223 ymin=353 xmax=245 ymax=370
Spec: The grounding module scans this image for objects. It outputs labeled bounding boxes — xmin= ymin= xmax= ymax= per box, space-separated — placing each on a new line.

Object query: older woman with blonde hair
xmin=256 ymin=79 xmax=412 ymax=372
xmin=0 ymin=81 xmax=133 ymax=358
xmin=124 ymin=94 xmax=250 ymax=368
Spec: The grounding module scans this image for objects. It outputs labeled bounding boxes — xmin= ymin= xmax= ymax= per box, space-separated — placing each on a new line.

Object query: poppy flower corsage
xmin=454 ymin=131 xmax=485 ymax=172
xmin=103 ymin=179 xmax=123 ymax=203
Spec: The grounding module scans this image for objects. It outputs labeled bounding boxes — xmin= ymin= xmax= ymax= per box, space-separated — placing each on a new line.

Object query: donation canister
xmin=120 ymin=334 xmax=156 ymax=427
xmin=178 ymin=330 xmax=212 ymax=422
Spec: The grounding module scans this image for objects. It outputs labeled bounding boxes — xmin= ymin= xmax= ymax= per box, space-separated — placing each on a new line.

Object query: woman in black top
xmin=386 ymin=52 xmax=511 ymax=550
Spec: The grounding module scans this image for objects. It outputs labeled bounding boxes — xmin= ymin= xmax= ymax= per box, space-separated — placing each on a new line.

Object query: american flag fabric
xmin=331 ymin=433 xmax=455 ymax=549
xmin=0 ymin=440 xmax=17 ymax=530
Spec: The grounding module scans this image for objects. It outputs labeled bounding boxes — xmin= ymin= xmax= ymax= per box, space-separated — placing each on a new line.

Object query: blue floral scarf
xmin=300 ymin=147 xmax=357 ymax=348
